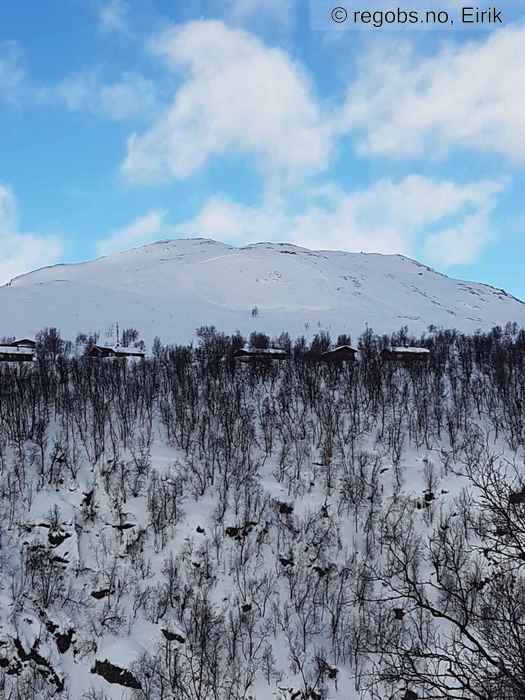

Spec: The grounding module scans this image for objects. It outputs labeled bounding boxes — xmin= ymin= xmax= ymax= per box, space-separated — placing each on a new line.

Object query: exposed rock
xmin=225 ymin=521 xmax=257 ymax=540
xmin=2 ymin=656 xmax=22 ymax=675
xmin=318 ymin=659 xmax=338 ymax=680
xmin=161 ymin=629 xmax=186 ymax=643
xmin=48 ymin=527 xmax=71 ymax=547
xmin=393 ymin=608 xmax=406 ymax=620
xmin=14 ymin=637 xmax=64 ymax=692
xmin=42 ymin=615 xmax=75 ymax=653
xmin=55 ymin=629 xmax=74 ymax=654
xmin=91 ymin=588 xmax=111 ymax=600
xmin=276 ymin=500 xmax=294 ymax=515
xmin=279 ymin=556 xmax=294 ymax=567
xmin=404 ymin=690 xmax=418 ymax=700
xmin=111 ymin=522 xmax=136 ymax=531
xmin=91 ymin=658 xmax=141 ymax=690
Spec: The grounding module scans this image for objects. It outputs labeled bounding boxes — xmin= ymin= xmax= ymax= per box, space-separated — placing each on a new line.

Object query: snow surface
xmin=389 ymin=346 xmax=430 ymax=354
xmin=2 ymin=238 xmax=524 ymax=346
xmin=0 ymin=346 xmax=33 ymax=355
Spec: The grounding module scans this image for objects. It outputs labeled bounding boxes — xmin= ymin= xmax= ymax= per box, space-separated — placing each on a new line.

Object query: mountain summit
xmin=2 ymin=238 xmax=523 ymax=345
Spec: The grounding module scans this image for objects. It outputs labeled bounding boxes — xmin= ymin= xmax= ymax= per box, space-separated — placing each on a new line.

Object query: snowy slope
xmin=2 ymin=238 xmax=524 ymax=345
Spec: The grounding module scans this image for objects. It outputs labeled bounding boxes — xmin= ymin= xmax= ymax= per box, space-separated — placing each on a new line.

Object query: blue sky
xmin=1 ymin=0 xmax=525 ymax=299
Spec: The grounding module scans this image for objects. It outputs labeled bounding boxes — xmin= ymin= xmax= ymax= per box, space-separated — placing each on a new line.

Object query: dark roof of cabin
xmin=322 ymin=345 xmax=357 ymax=355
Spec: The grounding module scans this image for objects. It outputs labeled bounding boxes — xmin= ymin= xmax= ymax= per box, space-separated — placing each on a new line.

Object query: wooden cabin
xmin=382 ymin=346 xmax=430 ymax=362
xmin=233 ymin=347 xmax=290 ymax=362
xmin=88 ymin=345 xmax=113 ymax=359
xmin=9 ymin=338 xmax=37 ymax=349
xmin=88 ymin=344 xmax=145 ymax=359
xmin=0 ymin=345 xmax=35 ymax=362
xmin=321 ymin=345 xmax=357 ymax=362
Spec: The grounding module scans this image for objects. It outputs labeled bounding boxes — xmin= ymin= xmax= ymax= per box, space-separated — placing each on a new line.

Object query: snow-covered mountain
xmin=2 ymin=238 xmax=524 ymax=345
xmin=3 ymin=241 xmax=525 ymax=699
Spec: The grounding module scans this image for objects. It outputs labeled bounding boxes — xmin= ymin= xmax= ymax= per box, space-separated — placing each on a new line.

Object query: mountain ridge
xmin=2 ymin=238 xmax=524 ymax=346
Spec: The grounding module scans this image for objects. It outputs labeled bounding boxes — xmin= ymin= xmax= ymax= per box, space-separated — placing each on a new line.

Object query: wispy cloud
xmin=122 ymin=20 xmax=333 ymax=184
xmin=173 ymin=175 xmax=506 ymax=266
xmin=0 ymin=185 xmax=62 ymax=285
xmin=0 ymin=41 xmax=26 ymax=105
xmin=98 ymin=0 xmax=130 ymax=34
xmin=340 ymin=24 xmax=525 ymax=163
xmin=1 ymin=40 xmax=158 ymax=122
xmin=97 ymin=209 xmax=171 ymax=256
xmin=47 ymin=71 xmax=159 ymax=121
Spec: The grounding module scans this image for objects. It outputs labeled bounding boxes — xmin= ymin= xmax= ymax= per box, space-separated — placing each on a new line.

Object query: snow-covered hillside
xmin=2 ymin=238 xmax=524 ymax=345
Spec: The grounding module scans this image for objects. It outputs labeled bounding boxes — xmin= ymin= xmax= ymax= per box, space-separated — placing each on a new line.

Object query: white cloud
xmin=98 ymin=0 xmax=129 ymax=33
xmin=122 ymin=20 xmax=332 ymax=183
xmin=50 ymin=71 xmax=158 ymax=121
xmin=174 ymin=195 xmax=290 ymax=244
xmin=97 ymin=210 xmax=170 ymax=256
xmin=293 ymin=176 xmax=504 ymax=257
xmin=175 ymin=175 xmax=505 ymax=266
xmin=0 ymin=41 xmax=26 ymax=104
xmin=340 ymin=24 xmax=525 ymax=162
xmin=0 ymin=184 xmax=17 ymax=234
xmin=423 ymin=212 xmax=494 ymax=266
xmin=0 ymin=185 xmax=62 ymax=285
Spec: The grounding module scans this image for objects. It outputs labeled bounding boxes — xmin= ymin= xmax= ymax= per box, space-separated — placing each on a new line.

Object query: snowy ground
xmin=2 ymin=332 xmax=523 ymax=699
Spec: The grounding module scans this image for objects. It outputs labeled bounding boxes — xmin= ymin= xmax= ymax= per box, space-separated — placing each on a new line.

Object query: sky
xmin=1 ymin=0 xmax=525 ymax=298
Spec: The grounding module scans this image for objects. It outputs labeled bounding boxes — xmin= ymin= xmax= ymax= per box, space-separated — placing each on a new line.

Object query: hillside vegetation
xmin=1 ymin=324 xmax=525 ymax=699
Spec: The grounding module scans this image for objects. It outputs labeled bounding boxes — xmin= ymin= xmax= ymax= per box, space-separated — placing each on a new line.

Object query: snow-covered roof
xmin=237 ymin=347 xmax=288 ymax=355
xmin=112 ymin=345 xmax=145 ymax=356
xmin=389 ymin=346 xmax=430 ymax=354
xmin=324 ymin=345 xmax=357 ymax=353
xmin=0 ymin=346 xmax=34 ymax=355
xmin=10 ymin=338 xmax=36 ymax=347
xmin=90 ymin=344 xmax=145 ymax=356
xmin=254 ymin=347 xmax=288 ymax=355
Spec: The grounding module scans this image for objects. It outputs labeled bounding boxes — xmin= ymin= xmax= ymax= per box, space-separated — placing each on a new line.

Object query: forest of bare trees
xmin=1 ymin=323 xmax=525 ymax=699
